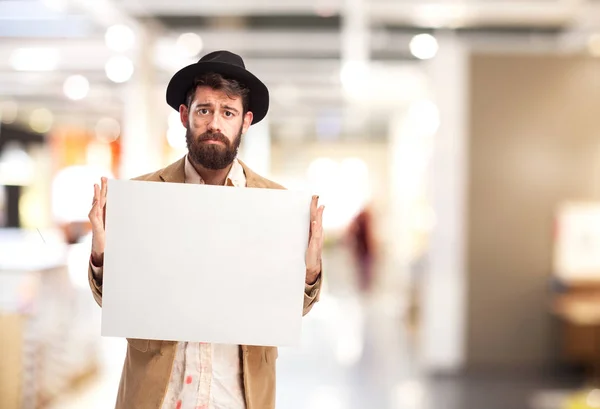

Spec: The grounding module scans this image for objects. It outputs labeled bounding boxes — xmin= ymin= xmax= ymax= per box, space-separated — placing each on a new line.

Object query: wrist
xmin=305 ymin=269 xmax=320 ymax=285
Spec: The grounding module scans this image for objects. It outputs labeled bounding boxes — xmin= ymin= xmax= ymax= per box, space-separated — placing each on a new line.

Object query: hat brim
xmin=166 ymin=61 xmax=269 ymax=125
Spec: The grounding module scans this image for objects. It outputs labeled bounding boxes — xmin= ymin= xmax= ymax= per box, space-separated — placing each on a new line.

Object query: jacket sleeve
xmin=302 ymin=263 xmax=323 ymax=316
xmin=88 ymin=261 xmax=103 ymax=308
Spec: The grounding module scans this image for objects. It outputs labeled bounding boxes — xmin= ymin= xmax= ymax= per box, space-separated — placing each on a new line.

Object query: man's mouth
xmin=200 ymin=138 xmax=225 ymax=145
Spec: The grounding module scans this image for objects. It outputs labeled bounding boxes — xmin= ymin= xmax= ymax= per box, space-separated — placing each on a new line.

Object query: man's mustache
xmin=198 ymin=132 xmax=229 ymax=145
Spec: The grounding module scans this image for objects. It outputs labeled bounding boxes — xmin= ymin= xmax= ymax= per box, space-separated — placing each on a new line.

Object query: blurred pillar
xmin=240 ymin=115 xmax=271 ymax=177
xmin=388 ymin=94 xmax=436 ymax=370
xmin=340 ymin=0 xmax=370 ymax=130
xmin=120 ymin=27 xmax=164 ymax=178
xmin=419 ymin=32 xmax=469 ymax=373
xmin=341 ymin=0 xmax=369 ymax=64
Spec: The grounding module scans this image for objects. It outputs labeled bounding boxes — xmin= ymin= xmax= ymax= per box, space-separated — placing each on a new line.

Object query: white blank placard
xmin=101 ymin=179 xmax=311 ymax=347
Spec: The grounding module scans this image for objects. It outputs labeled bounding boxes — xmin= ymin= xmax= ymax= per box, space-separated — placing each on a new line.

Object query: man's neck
xmin=189 ymin=157 xmax=233 ymax=186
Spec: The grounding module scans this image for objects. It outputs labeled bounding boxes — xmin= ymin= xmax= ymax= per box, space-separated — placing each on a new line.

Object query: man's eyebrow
xmin=222 ymin=105 xmax=239 ymax=114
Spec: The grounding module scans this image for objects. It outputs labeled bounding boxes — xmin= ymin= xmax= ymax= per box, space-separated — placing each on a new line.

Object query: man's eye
xmin=225 ymin=111 xmax=233 ymax=117
xmin=198 ymin=109 xmax=209 ymax=115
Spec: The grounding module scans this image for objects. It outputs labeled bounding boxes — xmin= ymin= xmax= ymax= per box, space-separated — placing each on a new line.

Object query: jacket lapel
xmin=238 ymin=159 xmax=267 ymax=189
xmin=159 ymin=156 xmax=186 ymax=183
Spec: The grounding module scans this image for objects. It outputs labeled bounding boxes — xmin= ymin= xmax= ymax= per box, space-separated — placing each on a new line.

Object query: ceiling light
xmin=10 ymin=48 xmax=59 ymax=72
xmin=409 ymin=34 xmax=439 ymax=60
xmin=105 ymin=24 xmax=135 ymax=52
xmin=63 ymin=75 xmax=90 ymax=101
xmin=105 ymin=56 xmax=134 ymax=83
xmin=29 ymin=108 xmax=54 ymax=134
xmin=176 ymin=33 xmax=204 ymax=58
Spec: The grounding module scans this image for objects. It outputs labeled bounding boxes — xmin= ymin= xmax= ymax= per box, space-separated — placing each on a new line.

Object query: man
xmin=346 ymin=205 xmax=376 ymax=293
xmin=87 ymin=50 xmax=324 ymax=409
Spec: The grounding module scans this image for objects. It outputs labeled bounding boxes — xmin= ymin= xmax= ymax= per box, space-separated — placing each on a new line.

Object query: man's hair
xmin=185 ymin=72 xmax=250 ymax=114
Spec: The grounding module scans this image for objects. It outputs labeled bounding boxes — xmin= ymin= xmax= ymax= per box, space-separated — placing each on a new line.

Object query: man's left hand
xmin=305 ymin=195 xmax=325 ymax=285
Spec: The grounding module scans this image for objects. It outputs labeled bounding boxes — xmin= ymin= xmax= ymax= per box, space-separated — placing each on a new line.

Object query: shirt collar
xmin=184 ymin=155 xmax=246 ymax=187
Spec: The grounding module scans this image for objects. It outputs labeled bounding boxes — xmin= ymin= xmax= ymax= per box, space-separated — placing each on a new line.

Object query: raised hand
xmin=305 ymin=195 xmax=324 ymax=284
xmin=88 ymin=177 xmax=108 ymax=267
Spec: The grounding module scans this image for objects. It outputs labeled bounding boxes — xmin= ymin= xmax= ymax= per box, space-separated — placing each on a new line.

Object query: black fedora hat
xmin=166 ymin=50 xmax=269 ymax=124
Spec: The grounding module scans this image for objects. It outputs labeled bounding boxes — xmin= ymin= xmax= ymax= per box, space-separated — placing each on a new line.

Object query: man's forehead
xmin=192 ymin=86 xmax=241 ymax=104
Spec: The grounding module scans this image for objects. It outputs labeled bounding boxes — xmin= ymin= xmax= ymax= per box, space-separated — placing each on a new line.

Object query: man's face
xmin=180 ymin=86 xmax=253 ymax=170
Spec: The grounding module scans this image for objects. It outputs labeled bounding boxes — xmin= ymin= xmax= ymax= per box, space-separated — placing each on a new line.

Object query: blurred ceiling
xmin=1 ymin=0 xmax=599 ymax=141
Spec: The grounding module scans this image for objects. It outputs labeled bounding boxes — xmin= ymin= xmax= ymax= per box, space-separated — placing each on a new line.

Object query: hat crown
xmin=198 ymin=50 xmax=245 ymax=69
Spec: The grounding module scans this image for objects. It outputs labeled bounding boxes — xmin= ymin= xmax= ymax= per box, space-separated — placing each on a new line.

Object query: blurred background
xmin=2 ymin=0 xmax=600 ymax=408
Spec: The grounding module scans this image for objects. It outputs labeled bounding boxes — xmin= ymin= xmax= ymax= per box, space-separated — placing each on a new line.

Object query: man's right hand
xmin=88 ymin=177 xmax=108 ymax=267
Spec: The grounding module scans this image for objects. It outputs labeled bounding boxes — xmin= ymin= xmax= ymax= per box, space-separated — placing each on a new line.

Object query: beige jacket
xmin=88 ymin=157 xmax=322 ymax=409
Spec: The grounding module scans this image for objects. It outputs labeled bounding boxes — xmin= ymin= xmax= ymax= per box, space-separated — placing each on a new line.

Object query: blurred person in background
xmin=346 ymin=204 xmax=377 ymax=293
xmin=86 ymin=50 xmax=324 ymax=409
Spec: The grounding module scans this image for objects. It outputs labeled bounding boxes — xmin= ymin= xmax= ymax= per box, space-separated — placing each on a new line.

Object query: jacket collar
xmin=158 ymin=156 xmax=186 ymax=184
xmin=159 ymin=156 xmax=269 ymax=188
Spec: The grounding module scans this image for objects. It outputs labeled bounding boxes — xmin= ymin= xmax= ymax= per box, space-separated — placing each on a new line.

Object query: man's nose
xmin=208 ymin=114 xmax=222 ymax=132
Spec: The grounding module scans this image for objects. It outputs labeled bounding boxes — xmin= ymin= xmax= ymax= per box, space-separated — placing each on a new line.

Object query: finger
xmin=89 ymin=202 xmax=101 ymax=225
xmin=307 ymin=196 xmax=316 ymax=243
xmin=310 ymin=206 xmax=324 ymax=237
xmin=100 ymin=177 xmax=108 ymax=206
xmin=102 ymin=198 xmax=107 ymax=228
xmin=313 ymin=207 xmax=325 ymax=250
xmin=101 ymin=177 xmax=107 ymax=197
xmin=91 ymin=185 xmax=100 ymax=211
xmin=310 ymin=195 xmax=318 ymax=222
xmin=317 ymin=205 xmax=324 ymax=226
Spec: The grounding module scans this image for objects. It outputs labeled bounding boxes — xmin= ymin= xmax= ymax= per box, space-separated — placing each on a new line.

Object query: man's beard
xmin=186 ymin=124 xmax=243 ymax=170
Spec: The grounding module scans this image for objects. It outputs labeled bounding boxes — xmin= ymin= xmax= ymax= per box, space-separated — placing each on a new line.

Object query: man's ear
xmin=179 ymin=104 xmax=189 ymax=129
xmin=242 ymin=111 xmax=254 ymax=134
